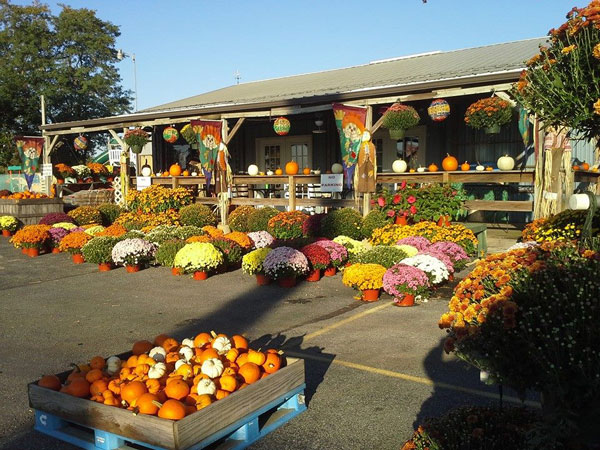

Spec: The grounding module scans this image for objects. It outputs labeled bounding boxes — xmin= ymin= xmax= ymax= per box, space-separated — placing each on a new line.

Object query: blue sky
xmin=20 ymin=0 xmax=576 ymax=110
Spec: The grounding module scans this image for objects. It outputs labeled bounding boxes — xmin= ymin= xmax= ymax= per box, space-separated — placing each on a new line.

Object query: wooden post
xmin=40 ymin=95 xmax=52 ymax=195
xmin=288 ymin=175 xmax=296 ymax=211
xmin=120 ymin=127 xmax=130 ymax=207
xmin=362 ymin=106 xmax=373 ymax=217
xmin=171 ymin=176 xmax=179 ymax=189
xmin=442 ymin=171 xmax=450 ymax=184
xmin=224 ymin=118 xmax=245 ymax=145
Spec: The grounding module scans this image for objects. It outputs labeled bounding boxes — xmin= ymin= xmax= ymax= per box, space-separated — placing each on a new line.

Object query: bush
xmin=227 ymin=206 xmax=255 ymax=232
xmin=81 ymin=236 xmax=119 ymax=264
xmin=361 ymin=210 xmax=391 ymax=238
xmin=39 ymin=212 xmax=74 ymax=226
xmin=179 ymin=204 xmax=217 ymax=228
xmin=211 ymin=237 xmax=243 ymax=267
xmin=356 ymin=245 xmax=407 ymax=268
xmin=98 ymin=203 xmax=122 ymax=225
xmin=173 ymin=225 xmax=205 ymax=240
xmin=302 ymin=213 xmax=326 ymax=237
xmin=68 ymin=206 xmax=102 ymax=226
xmin=247 ymin=207 xmax=279 ymax=232
xmin=267 ymin=211 xmax=308 ymax=240
xmin=155 ymin=240 xmax=187 ymax=268
xmin=321 ymin=208 xmax=362 ymax=240
xmin=126 ymin=185 xmax=194 ymax=213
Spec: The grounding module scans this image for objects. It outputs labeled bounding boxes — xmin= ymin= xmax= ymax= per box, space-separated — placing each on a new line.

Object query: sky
xmin=17 ymin=0 xmax=577 ymax=111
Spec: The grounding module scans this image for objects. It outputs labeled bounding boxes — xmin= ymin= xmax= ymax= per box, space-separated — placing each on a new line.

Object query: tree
xmin=0 ymin=1 xmax=131 ymax=171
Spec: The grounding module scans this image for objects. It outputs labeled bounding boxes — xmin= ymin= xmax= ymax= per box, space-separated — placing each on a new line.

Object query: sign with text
xmin=41 ymin=164 xmax=53 ymax=177
xmin=320 ymin=174 xmax=343 ymax=192
xmin=136 ymin=176 xmax=151 ymax=191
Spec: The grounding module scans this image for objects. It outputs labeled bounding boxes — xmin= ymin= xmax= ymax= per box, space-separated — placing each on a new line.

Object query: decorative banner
xmin=273 ymin=117 xmax=290 ymax=135
xmin=518 ymin=107 xmax=531 ymax=147
xmin=427 ymin=99 xmax=450 ymax=122
xmin=333 ymin=103 xmax=367 ymax=188
xmin=191 ymin=119 xmax=222 ymax=188
xmin=163 ymin=126 xmax=179 ymax=143
xmin=356 ymin=140 xmax=376 ymax=193
xmin=15 ymin=136 xmax=44 ymax=189
xmin=74 ymin=135 xmax=88 ymax=151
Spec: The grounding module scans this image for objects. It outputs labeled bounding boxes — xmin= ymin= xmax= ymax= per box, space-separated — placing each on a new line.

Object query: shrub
xmin=179 ymin=204 xmax=217 ymax=228
xmin=98 ymin=203 xmax=122 ymax=225
xmin=155 ymin=240 xmax=187 ymax=268
xmin=174 ymin=242 xmax=224 ymax=273
xmin=126 ymin=184 xmax=194 ymax=213
xmin=211 ymin=237 xmax=243 ymax=266
xmin=115 ymin=210 xmax=179 ymax=231
xmin=300 ymin=244 xmax=331 ymax=270
xmin=111 ymin=238 xmax=157 ymax=266
xmin=383 ymin=264 xmax=431 ymax=302
xmin=302 ymin=213 xmax=326 ymax=237
xmin=242 ymin=248 xmax=272 ymax=275
xmin=224 ymin=231 xmax=252 ymax=250
xmin=227 ymin=205 xmax=255 ymax=232
xmin=0 ymin=215 xmax=20 ymax=232
xmin=313 ymin=239 xmax=348 ymax=267
xmin=356 ymin=245 xmax=407 ymax=268
xmin=68 ymin=206 xmax=102 ymax=226
xmin=247 ymin=206 xmax=279 ymax=232
xmin=361 ymin=210 xmax=391 ymax=238
xmin=174 ymin=225 xmax=205 ymax=240
xmin=263 ymin=246 xmax=309 ymax=279
xmin=267 ymin=211 xmax=308 ymax=240
xmin=342 ymin=263 xmax=387 ymax=291
xmin=247 ymin=230 xmax=274 ymax=248
xmin=96 ymin=223 xmax=127 ymax=238
xmin=81 ymin=236 xmax=119 ymax=264
xmin=321 ymin=208 xmax=362 ymax=240
xmin=39 ymin=212 xmax=74 ymax=226
xmin=58 ymin=231 xmax=92 ymax=254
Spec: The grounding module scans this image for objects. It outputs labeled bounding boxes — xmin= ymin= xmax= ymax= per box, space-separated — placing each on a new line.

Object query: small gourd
xmin=475 ymin=164 xmax=485 ymax=171
xmin=497 ymin=155 xmax=515 ymax=171
xmin=149 ymin=346 xmax=166 ymax=363
xmin=417 ymin=166 xmax=426 ymax=173
xmin=460 ymin=161 xmax=470 ymax=171
xmin=428 ymin=163 xmax=439 ymax=172
xmin=201 ymin=358 xmax=224 ymax=378
xmin=212 ymin=336 xmax=232 ymax=355
xmin=148 ymin=362 xmax=167 ymax=379
xmin=179 ymin=346 xmax=194 ymax=362
xmin=196 ymin=378 xmax=217 ymax=396
xmin=106 ymin=356 xmax=121 ymax=375
xmin=181 ymin=338 xmax=195 ymax=349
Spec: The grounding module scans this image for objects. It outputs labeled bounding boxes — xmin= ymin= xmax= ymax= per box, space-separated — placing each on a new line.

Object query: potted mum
xmin=464 ymin=96 xmax=513 ymax=134
xmin=262 ymin=246 xmax=309 ymax=287
xmin=59 ymin=231 xmax=93 ymax=263
xmin=72 ymin=165 xmax=92 ymax=183
xmin=48 ymin=227 xmax=69 ymax=253
xmin=383 ymin=263 xmax=431 ymax=307
xmin=342 ymin=263 xmax=387 ymax=301
xmin=429 ymin=241 xmax=470 ymax=272
xmin=267 ymin=211 xmax=308 ymax=240
xmin=313 ymin=239 xmax=348 ymax=275
xmin=111 ymin=238 xmax=157 ymax=273
xmin=211 ymin=237 xmax=244 ymax=269
xmin=82 ymin=236 xmax=119 ymax=271
xmin=155 ymin=240 xmax=187 ymax=275
xmin=401 ymin=253 xmax=449 ymax=285
xmin=173 ymin=242 xmax=224 ymax=280
xmin=242 ymin=247 xmax=273 ymax=285
xmin=382 ymin=103 xmax=420 ymax=140
xmin=301 ymin=244 xmax=331 ymax=282
xmin=10 ymin=224 xmax=51 ymax=257
xmin=123 ymin=128 xmax=149 ymax=154
xmin=0 ymin=215 xmax=19 ymax=237
xmin=247 ymin=230 xmax=275 ymax=249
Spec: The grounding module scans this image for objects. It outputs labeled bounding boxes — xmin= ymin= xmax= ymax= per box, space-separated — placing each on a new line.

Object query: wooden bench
xmin=463 ymin=223 xmax=488 ymax=256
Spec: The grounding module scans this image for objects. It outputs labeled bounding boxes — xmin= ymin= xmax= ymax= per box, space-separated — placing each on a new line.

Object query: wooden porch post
xmin=288 ymin=175 xmax=296 ymax=211
xmin=362 ymin=106 xmax=373 ymax=217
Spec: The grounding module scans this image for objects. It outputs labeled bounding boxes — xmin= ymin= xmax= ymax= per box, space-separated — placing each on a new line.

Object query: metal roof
xmin=41 ymin=37 xmax=545 ymax=132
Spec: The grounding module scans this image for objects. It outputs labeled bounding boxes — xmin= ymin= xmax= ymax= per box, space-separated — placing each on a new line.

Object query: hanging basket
xmin=389 ymin=129 xmax=405 ymax=140
xmin=484 ymin=124 xmax=501 ymax=134
xmin=130 ymin=144 xmax=143 ymax=154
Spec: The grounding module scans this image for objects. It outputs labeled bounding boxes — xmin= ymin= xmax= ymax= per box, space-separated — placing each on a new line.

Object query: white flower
xmin=401 ymin=254 xmax=449 ymax=284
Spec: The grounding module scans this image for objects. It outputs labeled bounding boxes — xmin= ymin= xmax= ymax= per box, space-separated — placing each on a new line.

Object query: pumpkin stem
xmin=69 ymin=363 xmax=81 ymax=373
xmin=131 ymin=406 xmax=139 ymax=416
xmin=210 ymin=330 xmax=217 ymax=339
xmin=152 ymin=400 xmax=163 ymax=408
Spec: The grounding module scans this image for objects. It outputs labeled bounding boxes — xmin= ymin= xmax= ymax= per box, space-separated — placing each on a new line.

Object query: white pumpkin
xmin=201 ymin=358 xmax=224 ymax=378
xmin=266 ymin=170 xmax=274 ymax=176
xmin=476 ymin=164 xmax=485 ymax=171
xmin=191 ymin=171 xmax=198 ymax=176
xmin=106 ymin=356 xmax=121 ymax=375
xmin=211 ymin=336 xmax=232 ymax=355
xmin=174 ymin=359 xmax=187 ymax=371
xmin=247 ymin=164 xmax=259 ymax=176
xmin=148 ymin=362 xmax=167 ymax=379
xmin=181 ymin=338 xmax=195 ymax=349
xmin=196 ymin=378 xmax=217 ymax=396
xmin=331 ymin=163 xmax=344 ymax=174
xmin=149 ymin=346 xmax=166 ymax=363
xmin=417 ymin=166 xmax=426 ymax=173
xmin=179 ymin=346 xmax=194 ymax=362
xmin=392 ymin=159 xmax=407 ymax=173
xmin=497 ymin=155 xmax=515 ymax=171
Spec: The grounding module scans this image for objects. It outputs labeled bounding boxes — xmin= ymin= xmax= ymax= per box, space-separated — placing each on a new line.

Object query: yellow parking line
xmin=286 ymin=350 xmax=540 ymax=407
xmin=303 ymin=302 xmax=394 ymax=342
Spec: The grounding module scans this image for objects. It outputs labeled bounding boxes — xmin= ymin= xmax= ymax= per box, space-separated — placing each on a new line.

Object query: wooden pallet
xmin=29 ymin=358 xmax=305 ymax=450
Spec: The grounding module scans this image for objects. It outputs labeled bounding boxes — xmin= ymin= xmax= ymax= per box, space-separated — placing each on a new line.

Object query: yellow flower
xmin=561 ymin=44 xmax=576 ymax=54
xmin=593 ymin=43 xmax=600 ymax=60
xmin=594 ymin=99 xmax=600 ymax=115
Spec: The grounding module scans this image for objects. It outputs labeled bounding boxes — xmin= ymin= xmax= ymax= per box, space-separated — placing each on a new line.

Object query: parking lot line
xmin=303 ymin=301 xmax=394 ymax=342
xmin=286 ymin=350 xmax=540 ymax=407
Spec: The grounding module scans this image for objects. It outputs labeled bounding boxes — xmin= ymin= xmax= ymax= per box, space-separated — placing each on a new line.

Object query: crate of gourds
xmin=28 ymin=331 xmax=306 ymax=449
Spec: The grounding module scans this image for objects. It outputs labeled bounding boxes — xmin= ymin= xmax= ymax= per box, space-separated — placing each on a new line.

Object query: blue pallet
xmin=34 ymin=384 xmax=306 ymax=450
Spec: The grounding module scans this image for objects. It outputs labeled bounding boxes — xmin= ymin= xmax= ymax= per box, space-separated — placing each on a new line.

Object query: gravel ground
xmin=0 ymin=235 xmax=524 ymax=450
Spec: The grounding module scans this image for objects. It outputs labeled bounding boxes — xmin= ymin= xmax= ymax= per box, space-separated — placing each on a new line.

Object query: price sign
xmin=320 ymin=174 xmax=343 ymax=192
xmin=136 ymin=176 xmax=152 ymax=191
xmin=41 ymin=163 xmax=53 ymax=177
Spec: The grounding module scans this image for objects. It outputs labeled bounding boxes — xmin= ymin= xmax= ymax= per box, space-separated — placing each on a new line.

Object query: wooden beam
xmin=371 ymin=114 xmax=385 ymax=134
xmin=47 ymin=135 xmax=59 ymax=154
xmin=465 ymin=200 xmax=533 ymax=212
xmin=108 ymin=129 xmax=124 ymax=147
xmin=270 ymin=104 xmax=332 ymax=116
xmin=224 ymin=118 xmax=245 ymax=145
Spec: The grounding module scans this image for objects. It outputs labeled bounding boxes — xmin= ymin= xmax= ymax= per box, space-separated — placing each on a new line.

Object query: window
xmin=373 ymin=138 xmax=383 ymax=173
xmin=291 ymin=143 xmax=309 ymax=169
xmin=264 ymin=144 xmax=281 ymax=171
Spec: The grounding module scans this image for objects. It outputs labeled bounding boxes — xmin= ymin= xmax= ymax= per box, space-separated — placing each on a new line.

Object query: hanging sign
xmin=320 ymin=173 xmax=343 ymax=192
xmin=74 ymin=135 xmax=88 ymax=151
xmin=15 ymin=136 xmax=44 ymax=189
xmin=41 ymin=163 xmax=53 ymax=177
xmin=427 ymin=99 xmax=450 ymax=122
xmin=273 ymin=117 xmax=290 ymax=135
xmin=163 ymin=126 xmax=179 ymax=143
xmin=332 ymin=103 xmax=367 ymax=188
xmin=191 ymin=119 xmax=223 ymax=188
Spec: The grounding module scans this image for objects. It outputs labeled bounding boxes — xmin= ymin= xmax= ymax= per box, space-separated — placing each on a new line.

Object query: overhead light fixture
xmin=312 ymin=119 xmax=326 ymax=134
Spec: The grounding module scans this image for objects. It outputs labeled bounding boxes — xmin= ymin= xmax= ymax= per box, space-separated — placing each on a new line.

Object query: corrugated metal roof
xmin=143 ymin=37 xmax=546 ymax=113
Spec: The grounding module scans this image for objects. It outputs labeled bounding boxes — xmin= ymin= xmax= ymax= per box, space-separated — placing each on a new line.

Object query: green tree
xmin=0 ymin=1 xmax=131 ymax=171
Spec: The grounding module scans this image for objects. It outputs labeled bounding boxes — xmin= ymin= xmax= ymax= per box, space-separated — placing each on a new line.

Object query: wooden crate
xmin=0 ymin=198 xmax=64 ymax=225
xmin=29 ymin=357 xmax=305 ymax=450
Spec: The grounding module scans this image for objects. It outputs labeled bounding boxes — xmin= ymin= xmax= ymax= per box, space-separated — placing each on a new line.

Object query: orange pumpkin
xmin=428 ymin=163 xmax=439 ymax=172
xmin=247 ymin=349 xmax=266 ymax=366
xmin=231 ymin=335 xmax=248 ymax=350
xmin=238 ymin=362 xmax=261 ymax=384
xmin=121 ymin=381 xmax=148 ymax=405
xmin=154 ymin=334 xmax=171 ymax=346
xmin=64 ymin=378 xmax=90 ymax=398
xmin=460 ymin=161 xmax=470 ymax=171
xmin=302 ymin=167 xmax=311 ymax=175
xmin=485 ymin=166 xmax=493 ymax=171
xmin=89 ymin=356 xmax=105 ymax=370
xmin=219 ymin=374 xmax=238 ymax=393
xmin=85 ymin=369 xmax=104 ymax=384
xmin=409 ymin=168 xmax=416 ymax=173
xmin=90 ymin=379 xmax=109 ymax=396
xmin=165 ymin=379 xmax=190 ymax=400
xmin=226 ymin=348 xmax=240 ymax=362
xmin=193 ymin=332 xmax=212 ymax=348
xmin=263 ymin=353 xmax=282 ymax=374
xmin=236 ymin=352 xmax=249 ymax=367
xmin=169 ymin=163 xmax=182 ymax=177
xmin=38 ymin=375 xmax=61 ymax=391
xmin=132 ymin=340 xmax=154 ymax=355
xmin=285 ymin=161 xmax=299 ymax=175
xmin=573 ymin=165 xmax=580 ymax=171
xmin=581 ymin=162 xmax=590 ymax=171
xmin=275 ymin=168 xmax=283 ymax=175
xmin=182 ymin=170 xmax=190 ymax=176
xmin=215 ymin=389 xmax=230 ymax=400
xmin=162 ymin=338 xmax=179 ymax=353
xmin=126 ymin=355 xmax=139 ymax=368
xmin=441 ymin=154 xmax=458 ymax=171
xmin=162 ymin=171 xmax=170 ymax=177
xmin=158 ymin=399 xmax=186 ymax=420
xmin=195 ymin=394 xmax=213 ymax=410
xmin=200 ymin=348 xmax=219 ymax=363
xmin=135 ymin=393 xmax=159 ymax=415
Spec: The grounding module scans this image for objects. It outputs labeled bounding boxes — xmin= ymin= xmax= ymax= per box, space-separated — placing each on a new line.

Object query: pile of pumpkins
xmin=37 ymin=331 xmax=284 ymax=420
xmin=392 ymin=154 xmax=516 ymax=173
xmin=1 ymin=191 xmax=50 ymax=200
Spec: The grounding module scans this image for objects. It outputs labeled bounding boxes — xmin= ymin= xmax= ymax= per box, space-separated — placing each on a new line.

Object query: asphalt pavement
xmin=0 ymin=235 xmax=526 ymax=450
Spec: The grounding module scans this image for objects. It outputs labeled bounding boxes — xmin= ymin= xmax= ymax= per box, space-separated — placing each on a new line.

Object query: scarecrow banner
xmin=518 ymin=107 xmax=531 ymax=148
xmin=333 ymin=103 xmax=367 ymax=188
xmin=357 ymin=140 xmax=376 ymax=193
xmin=15 ymin=136 xmax=44 ymax=189
xmin=191 ymin=119 xmax=222 ymax=188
